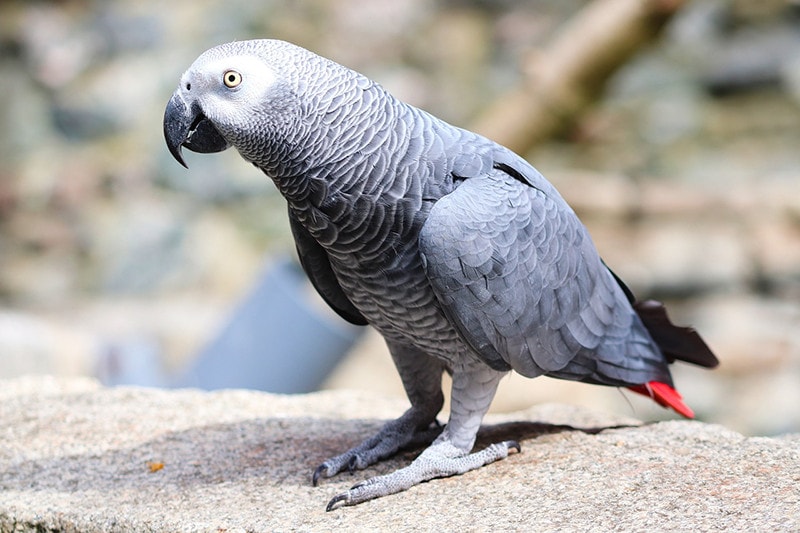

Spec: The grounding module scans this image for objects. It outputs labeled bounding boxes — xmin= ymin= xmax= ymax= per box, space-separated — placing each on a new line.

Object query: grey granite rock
xmin=0 ymin=376 xmax=797 ymax=532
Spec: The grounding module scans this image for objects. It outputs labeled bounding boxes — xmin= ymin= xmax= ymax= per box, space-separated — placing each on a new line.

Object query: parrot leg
xmin=313 ymin=341 xmax=446 ymax=486
xmin=325 ymin=365 xmax=517 ymax=510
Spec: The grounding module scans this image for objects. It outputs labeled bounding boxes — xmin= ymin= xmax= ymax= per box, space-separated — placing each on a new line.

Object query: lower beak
xmin=163 ymin=92 xmax=230 ymax=168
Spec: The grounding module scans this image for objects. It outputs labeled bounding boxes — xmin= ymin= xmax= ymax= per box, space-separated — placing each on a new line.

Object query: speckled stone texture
xmin=1 ymin=376 xmax=797 ymax=532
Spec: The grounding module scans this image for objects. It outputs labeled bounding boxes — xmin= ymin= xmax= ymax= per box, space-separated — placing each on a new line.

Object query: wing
xmin=288 ymin=209 xmax=368 ymax=326
xmin=419 ymin=165 xmax=670 ymax=386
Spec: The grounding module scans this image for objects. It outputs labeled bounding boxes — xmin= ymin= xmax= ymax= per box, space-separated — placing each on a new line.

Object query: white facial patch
xmin=189 ymin=54 xmax=278 ymax=127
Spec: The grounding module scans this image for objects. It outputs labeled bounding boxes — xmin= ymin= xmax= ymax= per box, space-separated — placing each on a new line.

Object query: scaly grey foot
xmin=312 ymin=415 xmax=442 ymax=486
xmin=326 ymin=439 xmax=520 ymax=511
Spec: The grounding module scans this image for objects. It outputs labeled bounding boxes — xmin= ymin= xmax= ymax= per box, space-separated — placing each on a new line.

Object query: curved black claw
xmin=326 ymin=493 xmax=350 ymax=512
xmin=312 ymin=464 xmax=329 ymax=487
xmin=347 ymin=455 xmax=359 ymax=473
xmin=507 ymin=440 xmax=521 ymax=454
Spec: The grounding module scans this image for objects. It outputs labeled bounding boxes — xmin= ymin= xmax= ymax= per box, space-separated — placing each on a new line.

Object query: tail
xmin=604 ymin=265 xmax=719 ymax=419
xmin=628 ymin=381 xmax=695 ymax=418
xmin=627 ymin=300 xmax=719 ymax=419
xmin=626 ymin=300 xmax=718 ymax=419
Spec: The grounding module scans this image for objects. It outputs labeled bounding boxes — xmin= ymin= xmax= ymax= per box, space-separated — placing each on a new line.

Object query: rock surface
xmin=1 ymin=376 xmax=798 ymax=532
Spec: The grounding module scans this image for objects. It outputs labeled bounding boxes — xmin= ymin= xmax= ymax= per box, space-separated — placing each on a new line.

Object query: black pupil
xmin=228 ymin=74 xmax=236 ymax=83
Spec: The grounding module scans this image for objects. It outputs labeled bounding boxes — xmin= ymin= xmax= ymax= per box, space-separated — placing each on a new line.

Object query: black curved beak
xmin=163 ymin=92 xmax=230 ymax=168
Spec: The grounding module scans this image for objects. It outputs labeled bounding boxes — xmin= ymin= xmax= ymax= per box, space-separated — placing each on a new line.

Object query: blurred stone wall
xmin=0 ymin=0 xmax=797 ymax=435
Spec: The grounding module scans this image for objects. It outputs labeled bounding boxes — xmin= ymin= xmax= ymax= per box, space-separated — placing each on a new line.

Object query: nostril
xmin=186 ymin=83 xmax=191 ymax=91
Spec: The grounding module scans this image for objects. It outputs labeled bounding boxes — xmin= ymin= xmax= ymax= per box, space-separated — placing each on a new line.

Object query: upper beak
xmin=163 ymin=92 xmax=230 ymax=168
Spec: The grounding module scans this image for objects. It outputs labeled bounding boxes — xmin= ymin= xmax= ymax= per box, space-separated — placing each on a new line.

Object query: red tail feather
xmin=627 ymin=381 xmax=695 ymax=419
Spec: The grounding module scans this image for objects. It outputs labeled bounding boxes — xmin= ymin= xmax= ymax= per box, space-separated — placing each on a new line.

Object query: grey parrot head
xmin=164 ymin=40 xmax=303 ymax=169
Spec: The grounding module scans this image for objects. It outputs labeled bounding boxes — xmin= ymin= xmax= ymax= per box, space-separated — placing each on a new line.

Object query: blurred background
xmin=0 ymin=0 xmax=798 ymax=436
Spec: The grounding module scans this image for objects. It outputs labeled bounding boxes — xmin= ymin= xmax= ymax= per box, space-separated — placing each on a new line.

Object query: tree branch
xmin=471 ymin=0 xmax=687 ymax=154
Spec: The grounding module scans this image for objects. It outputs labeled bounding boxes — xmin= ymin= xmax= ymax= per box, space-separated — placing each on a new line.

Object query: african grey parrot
xmin=163 ymin=39 xmax=718 ymax=510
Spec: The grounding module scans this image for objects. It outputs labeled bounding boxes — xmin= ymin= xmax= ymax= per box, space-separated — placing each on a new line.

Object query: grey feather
xmin=288 ymin=209 xmax=367 ymax=326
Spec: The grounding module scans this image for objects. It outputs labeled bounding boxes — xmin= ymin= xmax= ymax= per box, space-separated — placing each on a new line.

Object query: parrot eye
xmin=223 ymin=70 xmax=242 ymax=88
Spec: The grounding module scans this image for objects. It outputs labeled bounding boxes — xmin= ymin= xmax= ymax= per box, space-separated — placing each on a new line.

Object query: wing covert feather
xmin=419 ymin=167 xmax=663 ymax=384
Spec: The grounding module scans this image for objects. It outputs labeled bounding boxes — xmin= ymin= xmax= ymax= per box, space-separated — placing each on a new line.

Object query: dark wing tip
xmin=634 ymin=299 xmax=719 ymax=368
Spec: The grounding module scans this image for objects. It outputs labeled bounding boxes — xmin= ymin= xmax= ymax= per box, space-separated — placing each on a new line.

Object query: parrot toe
xmin=312 ymin=416 xmax=442 ymax=486
xmin=325 ymin=439 xmax=520 ymax=510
